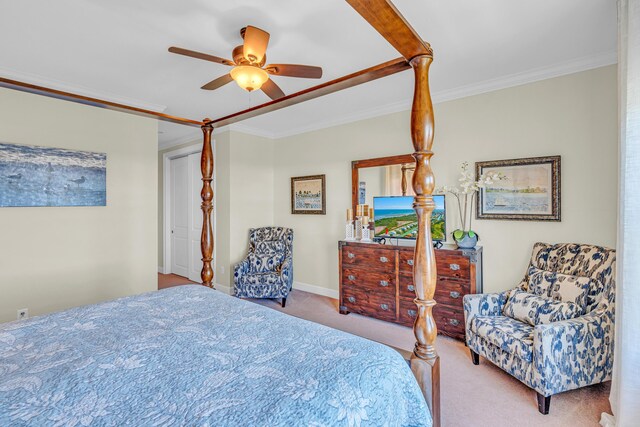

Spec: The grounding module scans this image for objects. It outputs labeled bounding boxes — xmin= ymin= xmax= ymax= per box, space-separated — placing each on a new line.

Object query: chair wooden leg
xmin=536 ymin=392 xmax=551 ymax=415
xmin=281 ymin=297 xmax=287 ymax=308
xmin=470 ymin=350 xmax=480 ymax=365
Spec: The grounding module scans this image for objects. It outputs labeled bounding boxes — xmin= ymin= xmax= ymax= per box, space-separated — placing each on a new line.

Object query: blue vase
xmin=455 ymin=233 xmax=478 ymax=249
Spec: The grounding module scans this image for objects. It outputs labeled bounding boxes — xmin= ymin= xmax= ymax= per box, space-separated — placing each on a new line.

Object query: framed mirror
xmin=351 ymin=154 xmax=415 ymax=215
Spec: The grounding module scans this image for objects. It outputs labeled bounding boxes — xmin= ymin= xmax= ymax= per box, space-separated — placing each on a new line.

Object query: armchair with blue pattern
xmin=463 ymin=242 xmax=616 ymax=414
xmin=234 ymin=227 xmax=293 ymax=307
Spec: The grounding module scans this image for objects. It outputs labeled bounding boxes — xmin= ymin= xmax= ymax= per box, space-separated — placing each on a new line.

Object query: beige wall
xmin=158 ymin=131 xmax=274 ymax=288
xmin=0 ymin=88 xmax=157 ymax=323
xmin=272 ymin=66 xmax=618 ymax=295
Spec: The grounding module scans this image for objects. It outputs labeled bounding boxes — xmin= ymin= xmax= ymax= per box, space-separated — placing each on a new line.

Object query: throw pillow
xmin=526 ymin=266 xmax=591 ymax=311
xmin=503 ymin=289 xmax=583 ymax=326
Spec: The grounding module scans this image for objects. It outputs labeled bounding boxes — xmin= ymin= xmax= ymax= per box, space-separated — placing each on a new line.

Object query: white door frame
xmin=162 ymin=142 xmax=215 ymax=276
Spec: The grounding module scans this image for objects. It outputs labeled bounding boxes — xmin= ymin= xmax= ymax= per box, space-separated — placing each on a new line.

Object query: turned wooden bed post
xmin=409 ymin=53 xmax=440 ymax=426
xmin=200 ymin=119 xmax=215 ymax=288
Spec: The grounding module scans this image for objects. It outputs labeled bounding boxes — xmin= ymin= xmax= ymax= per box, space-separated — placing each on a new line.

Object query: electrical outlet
xmin=17 ymin=308 xmax=28 ymax=320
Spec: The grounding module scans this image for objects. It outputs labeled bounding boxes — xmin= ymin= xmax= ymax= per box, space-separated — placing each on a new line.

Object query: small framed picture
xmin=291 ymin=174 xmax=326 ymax=215
xmin=476 ymin=156 xmax=561 ymax=221
xmin=358 ymin=181 xmax=366 ymax=204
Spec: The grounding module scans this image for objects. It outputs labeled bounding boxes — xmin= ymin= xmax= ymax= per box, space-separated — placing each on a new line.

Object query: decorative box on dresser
xmin=338 ymin=240 xmax=483 ymax=341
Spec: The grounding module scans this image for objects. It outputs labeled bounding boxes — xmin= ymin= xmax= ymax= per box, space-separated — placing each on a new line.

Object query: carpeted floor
xmin=158 ymin=273 xmax=610 ymax=427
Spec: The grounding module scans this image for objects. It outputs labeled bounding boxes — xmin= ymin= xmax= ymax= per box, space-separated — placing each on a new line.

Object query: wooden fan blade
xmin=243 ymin=26 xmax=270 ymax=64
xmin=169 ymin=47 xmax=234 ymax=66
xmin=261 ymin=78 xmax=285 ymax=100
xmin=201 ymin=74 xmax=234 ymax=90
xmin=265 ymin=64 xmax=323 ymax=79
xmin=345 ymin=0 xmax=431 ymax=60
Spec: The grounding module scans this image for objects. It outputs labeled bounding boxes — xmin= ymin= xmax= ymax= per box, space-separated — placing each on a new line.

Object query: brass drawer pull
xmin=449 ymin=319 xmax=460 ymax=326
xmin=379 ymin=256 xmax=389 ymax=263
xmin=379 ymin=280 xmax=389 ymax=287
xmin=347 ymin=252 xmax=355 ymax=259
xmin=348 ymin=296 xmax=356 ymax=303
xmin=407 ymin=285 xmax=415 ymax=292
xmin=408 ymin=309 xmax=417 ymax=317
xmin=449 ymin=263 xmax=460 ymax=271
xmin=348 ymin=275 xmax=356 ymax=281
xmin=450 ymin=291 xmax=461 ymax=299
xmin=407 ymin=259 xmax=414 ymax=266
xmin=380 ymin=303 xmax=390 ymax=311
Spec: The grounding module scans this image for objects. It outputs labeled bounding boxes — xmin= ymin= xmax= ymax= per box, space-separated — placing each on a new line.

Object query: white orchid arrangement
xmin=436 ymin=161 xmax=507 ymax=241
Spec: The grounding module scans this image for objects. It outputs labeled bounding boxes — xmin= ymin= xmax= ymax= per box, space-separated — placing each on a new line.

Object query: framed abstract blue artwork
xmin=0 ymin=142 xmax=107 ymax=207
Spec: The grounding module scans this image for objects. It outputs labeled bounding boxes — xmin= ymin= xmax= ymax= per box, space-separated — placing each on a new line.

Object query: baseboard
xmin=213 ymin=281 xmax=337 ymax=298
xmin=293 ymin=281 xmax=339 ymax=299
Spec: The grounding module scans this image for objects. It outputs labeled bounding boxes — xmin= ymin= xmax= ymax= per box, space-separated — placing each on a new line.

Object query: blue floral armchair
xmin=463 ymin=242 xmax=616 ymax=414
xmin=234 ymin=227 xmax=293 ymax=307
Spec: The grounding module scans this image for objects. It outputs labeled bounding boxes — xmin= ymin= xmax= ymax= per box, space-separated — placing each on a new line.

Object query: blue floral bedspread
xmin=0 ymin=285 xmax=430 ymax=426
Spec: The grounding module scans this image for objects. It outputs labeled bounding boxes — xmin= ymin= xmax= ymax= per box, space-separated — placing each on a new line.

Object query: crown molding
xmin=269 ymin=51 xmax=617 ymax=139
xmin=227 ymin=123 xmax=278 ymax=139
xmin=431 ymin=50 xmax=617 ymax=104
xmin=158 ymin=50 xmax=616 ymax=149
xmin=158 ymin=126 xmax=237 ymax=151
xmin=0 ymin=66 xmax=167 ymax=113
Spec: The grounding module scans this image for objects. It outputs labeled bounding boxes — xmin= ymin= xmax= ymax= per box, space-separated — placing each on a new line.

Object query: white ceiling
xmin=0 ymin=0 xmax=617 ymax=147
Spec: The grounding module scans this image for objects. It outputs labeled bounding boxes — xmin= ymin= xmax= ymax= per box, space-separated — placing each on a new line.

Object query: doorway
xmin=162 ymin=144 xmax=214 ymax=283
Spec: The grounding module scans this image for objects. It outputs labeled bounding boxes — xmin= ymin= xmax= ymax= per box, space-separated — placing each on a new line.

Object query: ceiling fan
xmin=169 ymin=26 xmax=323 ymax=100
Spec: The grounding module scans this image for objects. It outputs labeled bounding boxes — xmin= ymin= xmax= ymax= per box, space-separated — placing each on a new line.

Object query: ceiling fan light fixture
xmin=230 ymin=65 xmax=269 ymax=92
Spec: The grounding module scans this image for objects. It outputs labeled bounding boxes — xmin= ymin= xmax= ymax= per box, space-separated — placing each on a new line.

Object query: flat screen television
xmin=373 ymin=195 xmax=446 ymax=241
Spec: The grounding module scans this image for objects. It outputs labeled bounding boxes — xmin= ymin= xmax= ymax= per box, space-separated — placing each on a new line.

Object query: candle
xmin=368 ymin=207 xmax=374 ymax=219
xmin=356 ymin=205 xmax=363 ymax=217
xmin=362 ymin=216 xmax=369 ymax=225
xmin=347 ymin=208 xmax=353 ymax=221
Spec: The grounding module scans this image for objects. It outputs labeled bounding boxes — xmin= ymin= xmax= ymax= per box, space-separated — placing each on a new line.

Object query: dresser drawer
xmin=342 ymin=246 xmax=396 ymax=271
xmin=398 ymin=273 xmax=416 ymax=299
xmin=398 ymin=250 xmax=415 ymax=274
xmin=398 ymin=297 xmax=418 ymax=327
xmin=434 ymin=278 xmax=469 ymax=308
xmin=343 ymin=288 xmax=396 ymax=322
xmin=436 ymin=254 xmax=471 ymax=280
xmin=342 ymin=268 xmax=395 ymax=296
xmin=433 ymin=304 xmax=465 ymax=338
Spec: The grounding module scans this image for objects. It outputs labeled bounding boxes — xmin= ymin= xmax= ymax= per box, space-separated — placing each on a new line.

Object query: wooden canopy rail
xmin=0 ymin=77 xmax=203 ymax=127
xmin=1 ymin=0 xmax=440 ymax=423
xmin=208 ymin=57 xmax=410 ymax=127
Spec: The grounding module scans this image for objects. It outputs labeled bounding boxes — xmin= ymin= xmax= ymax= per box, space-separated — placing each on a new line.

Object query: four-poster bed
xmin=0 ymin=0 xmax=442 ymax=424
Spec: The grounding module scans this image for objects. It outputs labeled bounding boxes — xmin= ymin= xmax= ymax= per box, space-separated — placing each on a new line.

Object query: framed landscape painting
xmin=291 ymin=174 xmax=326 ymax=215
xmin=0 ymin=142 xmax=106 ymax=208
xmin=476 ymin=156 xmax=560 ymax=221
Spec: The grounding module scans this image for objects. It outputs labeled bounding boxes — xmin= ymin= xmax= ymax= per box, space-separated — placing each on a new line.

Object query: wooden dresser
xmin=338 ymin=240 xmax=482 ymax=341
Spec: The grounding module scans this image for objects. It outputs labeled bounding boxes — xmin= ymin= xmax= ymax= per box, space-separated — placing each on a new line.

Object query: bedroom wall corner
xmin=272 ymin=65 xmax=618 ymax=295
xmin=0 ymin=88 xmax=157 ymax=323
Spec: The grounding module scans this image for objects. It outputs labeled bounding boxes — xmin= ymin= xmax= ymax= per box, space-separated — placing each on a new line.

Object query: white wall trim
xmin=158 ymin=51 xmax=617 ymax=150
xmin=162 ymin=143 xmax=205 ymax=276
xmin=158 ymin=266 xmax=164 ymax=274
xmin=0 ymin=66 xmax=167 ymax=113
xmin=215 ymin=283 xmax=232 ymax=295
xmin=293 ymin=281 xmax=339 ymax=300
